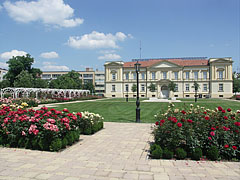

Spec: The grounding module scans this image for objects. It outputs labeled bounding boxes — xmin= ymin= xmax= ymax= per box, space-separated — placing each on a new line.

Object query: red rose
xmin=223 ymin=116 xmax=228 ymax=120
xmin=218 ymin=106 xmax=223 ymax=111
xmin=208 ymin=137 xmax=212 ymax=140
xmin=232 ymin=146 xmax=237 ymax=150
xmin=224 ymin=144 xmax=229 ymax=148
xmin=211 ymin=127 xmax=216 ymax=131
xmin=203 ymin=111 xmax=207 ymax=114
xmin=187 ymin=119 xmax=193 ymax=123
xmin=181 ymin=110 xmax=186 ymax=114
xmin=177 ymin=123 xmax=182 ymax=127
xmin=181 ymin=118 xmax=185 ymax=122
xmin=231 ymin=116 xmax=236 ymax=120
xmin=222 ymin=110 xmax=226 ymax=113
xmin=210 ymin=131 xmax=215 ymax=136
xmin=234 ymin=122 xmax=240 ymax=126
xmin=160 ymin=119 xmax=165 ymax=123
xmin=205 ymin=116 xmax=210 ymax=120
xmin=227 ymin=108 xmax=231 ymax=112
xmin=155 ymin=121 xmax=159 ymax=125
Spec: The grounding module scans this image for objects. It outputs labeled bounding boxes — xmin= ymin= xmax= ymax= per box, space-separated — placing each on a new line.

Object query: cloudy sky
xmin=0 ymin=0 xmax=239 ymax=71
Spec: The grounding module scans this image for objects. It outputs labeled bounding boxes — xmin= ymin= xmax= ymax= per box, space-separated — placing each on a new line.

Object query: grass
xmin=54 ymin=98 xmax=240 ymax=123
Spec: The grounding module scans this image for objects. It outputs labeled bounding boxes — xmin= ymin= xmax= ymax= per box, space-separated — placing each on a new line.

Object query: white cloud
xmin=98 ymin=53 xmax=121 ymax=60
xmin=40 ymin=51 xmax=59 ymax=59
xmin=0 ymin=62 xmax=8 ymax=69
xmin=67 ymin=31 xmax=129 ymax=49
xmin=98 ymin=50 xmax=116 ymax=54
xmin=3 ymin=0 xmax=84 ymax=28
xmin=42 ymin=61 xmax=69 ymax=71
xmin=0 ymin=50 xmax=27 ymax=60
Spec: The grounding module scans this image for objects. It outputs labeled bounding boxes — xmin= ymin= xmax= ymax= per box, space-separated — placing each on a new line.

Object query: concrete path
xmin=0 ymin=122 xmax=239 ymax=180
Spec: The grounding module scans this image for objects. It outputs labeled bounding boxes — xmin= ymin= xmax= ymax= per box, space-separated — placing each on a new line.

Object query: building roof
xmin=123 ymin=57 xmax=209 ymax=68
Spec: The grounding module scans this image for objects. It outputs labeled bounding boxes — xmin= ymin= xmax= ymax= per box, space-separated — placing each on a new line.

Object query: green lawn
xmin=54 ymin=98 xmax=240 ymax=123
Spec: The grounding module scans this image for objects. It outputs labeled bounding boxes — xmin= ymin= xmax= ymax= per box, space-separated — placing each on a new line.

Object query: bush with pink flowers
xmin=152 ymin=103 xmax=240 ymax=161
xmin=0 ymin=105 xmax=104 ymax=151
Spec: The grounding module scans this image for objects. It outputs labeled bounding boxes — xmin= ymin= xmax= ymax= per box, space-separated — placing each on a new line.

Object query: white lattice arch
xmin=0 ymin=87 xmax=90 ymax=99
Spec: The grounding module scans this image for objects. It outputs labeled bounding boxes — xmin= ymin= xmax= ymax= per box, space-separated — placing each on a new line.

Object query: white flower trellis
xmin=0 ymin=87 xmax=90 ymax=99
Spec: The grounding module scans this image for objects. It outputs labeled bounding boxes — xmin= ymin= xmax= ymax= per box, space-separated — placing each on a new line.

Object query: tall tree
xmin=83 ymin=81 xmax=95 ymax=93
xmin=4 ymin=54 xmax=42 ymax=86
xmin=148 ymin=83 xmax=156 ymax=92
xmin=233 ymin=72 xmax=240 ymax=95
xmin=33 ymin=78 xmax=48 ymax=88
xmin=13 ymin=70 xmax=34 ymax=88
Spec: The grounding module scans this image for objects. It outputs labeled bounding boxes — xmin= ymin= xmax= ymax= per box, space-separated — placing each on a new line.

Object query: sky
xmin=0 ymin=0 xmax=239 ymax=72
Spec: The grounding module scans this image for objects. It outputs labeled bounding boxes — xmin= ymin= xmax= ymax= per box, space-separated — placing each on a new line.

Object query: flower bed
xmin=151 ymin=103 xmax=240 ymax=161
xmin=0 ymin=105 xmax=104 ymax=151
xmin=236 ymin=95 xmax=240 ymax=100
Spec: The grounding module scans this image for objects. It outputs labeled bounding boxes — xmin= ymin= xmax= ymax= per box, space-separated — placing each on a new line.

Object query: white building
xmin=104 ymin=57 xmax=233 ymax=98
xmin=0 ymin=68 xmax=8 ymax=82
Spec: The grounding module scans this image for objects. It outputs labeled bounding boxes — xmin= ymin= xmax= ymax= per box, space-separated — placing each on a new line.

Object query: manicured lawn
xmin=54 ymin=98 xmax=240 ymax=123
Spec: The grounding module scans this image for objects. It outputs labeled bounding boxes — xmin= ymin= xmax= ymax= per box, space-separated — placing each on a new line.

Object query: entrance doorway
xmin=161 ymin=85 xmax=169 ymax=98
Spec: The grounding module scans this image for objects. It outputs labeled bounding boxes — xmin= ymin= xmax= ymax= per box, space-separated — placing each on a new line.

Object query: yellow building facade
xmin=104 ymin=57 xmax=233 ymax=98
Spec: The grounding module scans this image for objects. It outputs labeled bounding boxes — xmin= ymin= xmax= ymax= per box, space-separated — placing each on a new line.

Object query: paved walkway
xmin=0 ymin=122 xmax=239 ymax=180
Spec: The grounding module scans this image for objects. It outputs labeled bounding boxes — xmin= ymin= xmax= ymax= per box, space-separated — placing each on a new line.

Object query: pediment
xmin=104 ymin=61 xmax=124 ymax=66
xmin=151 ymin=61 xmax=181 ymax=68
xmin=209 ymin=58 xmax=232 ymax=64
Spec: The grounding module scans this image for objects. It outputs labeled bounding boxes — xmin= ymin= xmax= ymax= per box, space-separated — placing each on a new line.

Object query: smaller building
xmin=95 ymin=70 xmax=105 ymax=96
xmin=0 ymin=68 xmax=8 ymax=82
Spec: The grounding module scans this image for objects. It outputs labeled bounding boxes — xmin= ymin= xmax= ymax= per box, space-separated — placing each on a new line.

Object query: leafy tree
xmin=168 ymin=81 xmax=176 ymax=92
xmin=233 ymin=72 xmax=240 ymax=95
xmin=33 ymin=78 xmax=48 ymax=88
xmin=0 ymin=80 xmax=10 ymax=89
xmin=49 ymin=71 xmax=82 ymax=89
xmin=13 ymin=70 xmax=34 ymax=88
xmin=131 ymin=84 xmax=137 ymax=93
xmin=148 ymin=83 xmax=156 ymax=92
xmin=83 ymin=81 xmax=95 ymax=93
xmin=4 ymin=54 xmax=42 ymax=86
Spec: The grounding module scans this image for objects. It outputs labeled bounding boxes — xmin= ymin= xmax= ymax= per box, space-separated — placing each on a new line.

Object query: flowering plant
xmin=153 ymin=103 xmax=240 ymax=160
xmin=0 ymin=105 xmax=104 ymax=151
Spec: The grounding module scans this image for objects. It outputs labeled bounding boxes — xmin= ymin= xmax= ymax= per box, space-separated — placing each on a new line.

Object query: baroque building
xmin=104 ymin=57 xmax=233 ymax=98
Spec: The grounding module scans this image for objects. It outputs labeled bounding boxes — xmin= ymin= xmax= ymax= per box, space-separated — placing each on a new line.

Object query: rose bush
xmin=0 ymin=104 xmax=104 ymax=151
xmin=152 ymin=103 xmax=240 ymax=161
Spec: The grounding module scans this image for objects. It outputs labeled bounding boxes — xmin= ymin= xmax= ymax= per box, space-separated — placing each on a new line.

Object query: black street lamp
xmin=135 ymin=61 xmax=141 ymax=123
xmin=126 ymin=85 xmax=128 ymax=102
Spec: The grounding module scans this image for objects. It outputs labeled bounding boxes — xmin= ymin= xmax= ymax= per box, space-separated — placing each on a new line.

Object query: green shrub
xmin=38 ymin=138 xmax=49 ymax=151
xmin=50 ymin=138 xmax=62 ymax=152
xmin=191 ymin=147 xmax=203 ymax=161
xmin=66 ymin=131 xmax=75 ymax=145
xmin=150 ymin=144 xmax=158 ymax=154
xmin=151 ymin=145 xmax=163 ymax=159
xmin=61 ymin=137 xmax=68 ymax=148
xmin=207 ymin=146 xmax=219 ymax=161
xmin=175 ymin=148 xmax=187 ymax=160
xmin=163 ymin=148 xmax=174 ymax=159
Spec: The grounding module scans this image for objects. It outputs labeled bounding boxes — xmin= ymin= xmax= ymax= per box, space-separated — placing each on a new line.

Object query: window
xmin=219 ymin=71 xmax=223 ymax=79
xmin=185 ymin=95 xmax=190 ymax=97
xmin=152 ymin=72 xmax=156 ymax=80
xmin=125 ymin=84 xmax=129 ymax=92
xmin=194 ymin=71 xmax=198 ymax=80
xmin=219 ymin=84 xmax=223 ymax=91
xmin=133 ymin=73 xmax=136 ymax=80
xmin=141 ymin=72 xmax=145 ymax=80
xmin=185 ymin=72 xmax=190 ymax=80
xmin=141 ymin=84 xmax=145 ymax=92
xmin=174 ymin=72 xmax=178 ymax=80
xmin=112 ymin=85 xmax=116 ymax=92
xmin=174 ymin=95 xmax=178 ymax=97
xmin=163 ymin=72 xmax=167 ymax=79
xmin=125 ymin=73 xmax=129 ymax=80
xmin=203 ymin=71 xmax=207 ymax=80
xmin=84 ymin=74 xmax=93 ymax=78
xmin=112 ymin=73 xmax=116 ymax=80
xmin=185 ymin=84 xmax=189 ymax=91
xmin=175 ymin=84 xmax=178 ymax=92
xmin=203 ymin=84 xmax=207 ymax=91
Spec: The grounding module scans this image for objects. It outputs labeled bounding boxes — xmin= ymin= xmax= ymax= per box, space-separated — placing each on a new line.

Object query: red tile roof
xmin=123 ymin=58 xmax=209 ymax=68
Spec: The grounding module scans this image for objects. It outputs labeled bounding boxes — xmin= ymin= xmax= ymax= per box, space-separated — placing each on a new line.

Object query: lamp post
xmin=135 ymin=61 xmax=141 ymax=123
xmin=126 ymin=86 xmax=128 ymax=102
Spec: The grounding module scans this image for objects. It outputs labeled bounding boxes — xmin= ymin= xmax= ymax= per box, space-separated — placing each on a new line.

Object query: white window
xmin=203 ymin=84 xmax=207 ymax=91
xmin=112 ymin=73 xmax=116 ymax=80
xmin=141 ymin=84 xmax=145 ymax=92
xmin=219 ymin=84 xmax=223 ymax=91
xmin=174 ymin=72 xmax=178 ymax=80
xmin=112 ymin=85 xmax=116 ymax=92
xmin=194 ymin=71 xmax=198 ymax=80
xmin=186 ymin=72 xmax=190 ymax=80
xmin=163 ymin=72 xmax=167 ymax=79
xmin=125 ymin=73 xmax=129 ymax=80
xmin=203 ymin=71 xmax=207 ymax=80
xmin=175 ymin=84 xmax=178 ymax=92
xmin=133 ymin=73 xmax=136 ymax=80
xmin=219 ymin=71 xmax=223 ymax=79
xmin=152 ymin=72 xmax=156 ymax=80
xmin=125 ymin=84 xmax=129 ymax=92
xmin=141 ymin=72 xmax=145 ymax=80
xmin=185 ymin=84 xmax=189 ymax=91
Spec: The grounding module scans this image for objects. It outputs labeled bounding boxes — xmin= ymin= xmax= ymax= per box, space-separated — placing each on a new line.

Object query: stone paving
xmin=0 ymin=122 xmax=239 ymax=180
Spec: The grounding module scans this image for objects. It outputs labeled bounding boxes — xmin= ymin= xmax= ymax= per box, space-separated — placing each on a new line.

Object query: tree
xmin=233 ymin=72 xmax=240 ymax=95
xmin=131 ymin=84 xmax=137 ymax=94
xmin=4 ymin=54 xmax=42 ymax=86
xmin=168 ymin=81 xmax=176 ymax=92
xmin=0 ymin=80 xmax=10 ymax=89
xmin=148 ymin=83 xmax=156 ymax=92
xmin=13 ymin=70 xmax=34 ymax=88
xmin=192 ymin=81 xmax=200 ymax=102
xmin=49 ymin=71 xmax=82 ymax=89
xmin=33 ymin=78 xmax=48 ymax=88
xmin=83 ymin=81 xmax=95 ymax=93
